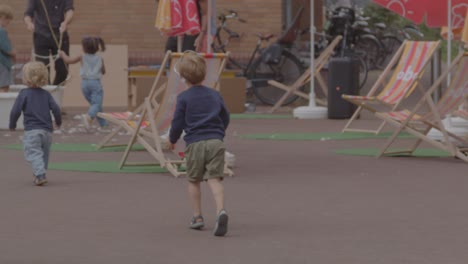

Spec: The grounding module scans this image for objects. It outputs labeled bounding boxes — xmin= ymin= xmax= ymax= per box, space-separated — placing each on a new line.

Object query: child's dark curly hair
xmin=82 ymin=36 xmax=106 ymax=54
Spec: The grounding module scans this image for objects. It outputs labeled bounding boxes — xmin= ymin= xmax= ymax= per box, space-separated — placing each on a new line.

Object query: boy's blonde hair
xmin=176 ymin=51 xmax=206 ymax=85
xmin=22 ymin=62 xmax=49 ymax=88
xmin=0 ymin=4 xmax=13 ymax=20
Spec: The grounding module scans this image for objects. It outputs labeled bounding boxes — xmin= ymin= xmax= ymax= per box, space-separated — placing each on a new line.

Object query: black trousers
xmin=33 ymin=32 xmax=70 ymax=85
xmin=165 ymin=34 xmax=199 ymax=52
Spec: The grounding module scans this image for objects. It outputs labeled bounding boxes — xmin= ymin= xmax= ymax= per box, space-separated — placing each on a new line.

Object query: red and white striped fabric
xmin=343 ymin=41 xmax=439 ymax=108
xmin=377 ymin=41 xmax=439 ymax=105
xmin=106 ymin=112 xmax=132 ymax=120
xmin=428 ymin=55 xmax=468 ymax=121
xmin=380 ymin=54 xmax=468 ymax=123
xmin=100 ymin=112 xmax=149 ymax=129
xmin=454 ymin=109 xmax=468 ymax=119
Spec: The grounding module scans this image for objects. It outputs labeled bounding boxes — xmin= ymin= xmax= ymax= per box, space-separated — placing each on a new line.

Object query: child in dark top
xmin=9 ymin=61 xmax=62 ymax=186
xmin=0 ymin=4 xmax=15 ymax=92
xmin=169 ymin=51 xmax=230 ymax=237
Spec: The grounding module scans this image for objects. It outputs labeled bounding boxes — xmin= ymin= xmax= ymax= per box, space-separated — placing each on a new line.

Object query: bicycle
xmin=350 ymin=16 xmax=383 ymax=71
xmin=212 ymin=9 xmax=305 ymax=106
xmin=372 ymin=22 xmax=402 ymax=69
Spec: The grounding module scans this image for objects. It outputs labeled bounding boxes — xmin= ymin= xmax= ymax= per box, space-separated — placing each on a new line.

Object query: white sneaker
xmin=81 ymin=114 xmax=91 ymax=130
xmin=97 ymin=126 xmax=111 ymax=133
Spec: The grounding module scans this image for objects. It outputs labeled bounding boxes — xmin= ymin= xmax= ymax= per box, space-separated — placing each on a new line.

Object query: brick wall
xmin=6 ymin=0 xmax=283 ymax=64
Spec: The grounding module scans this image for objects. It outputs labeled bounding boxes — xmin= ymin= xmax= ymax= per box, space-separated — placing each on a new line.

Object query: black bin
xmin=327 ymin=56 xmax=360 ymax=119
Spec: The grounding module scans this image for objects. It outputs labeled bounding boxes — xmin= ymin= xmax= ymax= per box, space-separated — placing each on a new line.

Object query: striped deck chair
xmin=95 ymin=51 xmax=173 ymax=150
xmin=342 ymin=41 xmax=441 ymax=134
xmin=119 ymin=52 xmax=232 ymax=177
xmin=374 ymin=51 xmax=468 ymax=162
xmin=268 ymin=35 xmax=343 ymax=113
xmin=453 ymin=109 xmax=468 ymax=120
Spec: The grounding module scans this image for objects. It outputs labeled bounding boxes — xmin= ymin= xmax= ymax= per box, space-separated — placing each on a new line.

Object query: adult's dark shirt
xmin=24 ymin=0 xmax=74 ymax=38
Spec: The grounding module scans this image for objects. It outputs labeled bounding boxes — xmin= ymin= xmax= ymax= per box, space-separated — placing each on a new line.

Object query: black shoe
xmin=213 ymin=209 xmax=228 ymax=237
xmin=189 ymin=215 xmax=205 ymax=230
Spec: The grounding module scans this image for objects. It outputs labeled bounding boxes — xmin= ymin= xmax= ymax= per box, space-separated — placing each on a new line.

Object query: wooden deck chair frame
xmin=95 ymin=50 xmax=173 ymax=150
xmin=268 ymin=35 xmax=343 ymax=113
xmin=342 ymin=40 xmax=441 ymax=134
xmin=374 ymin=51 xmax=468 ymax=162
xmin=119 ymin=52 xmax=232 ymax=177
xmin=453 ymin=95 xmax=468 ymax=120
xmin=453 ymin=109 xmax=468 ymax=120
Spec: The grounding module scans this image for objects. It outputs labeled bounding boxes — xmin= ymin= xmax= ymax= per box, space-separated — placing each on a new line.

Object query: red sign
xmin=373 ymin=0 xmax=468 ymax=28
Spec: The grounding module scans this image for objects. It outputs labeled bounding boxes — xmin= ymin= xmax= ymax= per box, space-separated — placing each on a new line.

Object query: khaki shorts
xmin=185 ymin=139 xmax=225 ymax=182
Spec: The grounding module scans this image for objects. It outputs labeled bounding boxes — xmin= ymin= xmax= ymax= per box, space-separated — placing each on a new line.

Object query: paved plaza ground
xmin=0 ymin=106 xmax=467 ymax=264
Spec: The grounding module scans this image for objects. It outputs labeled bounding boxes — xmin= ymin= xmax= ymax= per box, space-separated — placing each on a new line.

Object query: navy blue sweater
xmin=169 ymin=85 xmax=230 ymax=146
xmin=9 ymin=88 xmax=62 ymax=132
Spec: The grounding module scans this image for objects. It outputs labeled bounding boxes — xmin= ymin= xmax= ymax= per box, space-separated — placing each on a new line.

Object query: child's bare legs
xmin=188 ymin=179 xmax=225 ymax=216
xmin=188 ymin=181 xmax=205 ymax=229
xmin=188 ymin=181 xmax=202 ymax=216
xmin=207 ymin=178 xmax=225 ymax=214
xmin=0 ymin=86 xmax=8 ymax=92
xmin=208 ymin=177 xmax=228 ymax=236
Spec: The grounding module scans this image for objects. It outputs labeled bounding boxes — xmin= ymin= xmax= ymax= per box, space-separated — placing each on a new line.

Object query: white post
xmin=285 ymin=0 xmax=292 ymax=26
xmin=207 ymin=0 xmax=213 ymax=53
xmin=447 ymin=0 xmax=452 ymax=86
xmin=293 ymin=0 xmax=327 ymax=119
xmin=177 ymin=35 xmax=183 ymax=52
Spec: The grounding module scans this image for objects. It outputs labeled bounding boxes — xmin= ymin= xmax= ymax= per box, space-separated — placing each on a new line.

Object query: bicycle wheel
xmin=403 ymin=26 xmax=424 ymax=40
xmin=353 ymin=34 xmax=382 ymax=71
xmin=378 ymin=35 xmax=401 ymax=69
xmin=250 ymin=49 xmax=305 ymax=106
xmin=356 ymin=55 xmax=368 ymax=91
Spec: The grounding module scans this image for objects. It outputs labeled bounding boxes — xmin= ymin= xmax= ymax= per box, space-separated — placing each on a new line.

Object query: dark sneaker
xmin=34 ymin=175 xmax=48 ymax=186
xmin=213 ymin=209 xmax=228 ymax=237
xmin=189 ymin=215 xmax=205 ymax=230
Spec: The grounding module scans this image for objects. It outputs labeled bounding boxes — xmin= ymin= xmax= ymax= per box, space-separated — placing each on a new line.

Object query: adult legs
xmin=182 ymin=34 xmax=198 ymax=51
xmin=33 ymin=33 xmax=52 ymax=82
xmin=0 ymin=63 xmax=11 ymax=91
xmin=165 ymin=36 xmax=178 ymax=52
xmin=33 ymin=32 xmax=69 ymax=85
xmin=53 ymin=33 xmax=69 ymax=85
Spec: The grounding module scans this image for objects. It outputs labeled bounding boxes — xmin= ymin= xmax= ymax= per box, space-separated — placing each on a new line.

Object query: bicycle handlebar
xmin=218 ymin=10 xmax=247 ymax=23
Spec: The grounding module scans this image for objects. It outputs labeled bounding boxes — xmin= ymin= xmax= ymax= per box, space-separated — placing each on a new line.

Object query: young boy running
xmin=169 ymin=51 xmax=230 ymax=237
xmin=9 ymin=61 xmax=62 ymax=186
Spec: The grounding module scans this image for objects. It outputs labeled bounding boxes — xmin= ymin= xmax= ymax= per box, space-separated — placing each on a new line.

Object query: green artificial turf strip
xmin=335 ymin=148 xmax=451 ymax=157
xmin=49 ymin=161 xmax=168 ymax=173
xmin=230 ymin=113 xmax=292 ymax=119
xmin=241 ymin=131 xmax=415 ymax=141
xmin=1 ymin=143 xmax=145 ymax=152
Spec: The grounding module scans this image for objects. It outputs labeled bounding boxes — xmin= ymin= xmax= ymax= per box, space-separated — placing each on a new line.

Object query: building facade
xmin=7 ymin=1 xmax=321 ymax=64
